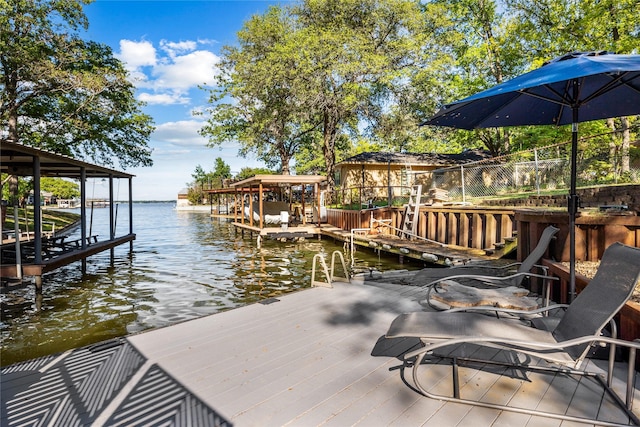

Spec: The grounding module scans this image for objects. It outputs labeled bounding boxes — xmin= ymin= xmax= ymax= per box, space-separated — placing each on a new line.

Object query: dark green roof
xmin=337 ymin=149 xmax=491 ymax=166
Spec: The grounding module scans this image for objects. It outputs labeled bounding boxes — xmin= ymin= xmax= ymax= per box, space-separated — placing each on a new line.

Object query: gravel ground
xmin=561 ymin=261 xmax=599 ymax=279
xmin=562 ymin=261 xmax=640 ymax=302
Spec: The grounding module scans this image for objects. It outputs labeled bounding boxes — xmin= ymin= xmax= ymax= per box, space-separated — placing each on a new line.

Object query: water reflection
xmin=1 ymin=202 xmax=414 ymax=366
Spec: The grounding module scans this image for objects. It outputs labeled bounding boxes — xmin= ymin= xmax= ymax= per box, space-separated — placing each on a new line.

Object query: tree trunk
xmin=281 ymin=152 xmax=291 ymax=175
xmin=5 ymin=69 xmax=20 ymax=143
xmin=322 ymin=112 xmax=338 ymax=200
xmin=607 ymin=118 xmax=618 ymax=171
xmin=478 ymin=129 xmax=507 ymax=156
xmin=621 ymin=116 xmax=630 ymax=174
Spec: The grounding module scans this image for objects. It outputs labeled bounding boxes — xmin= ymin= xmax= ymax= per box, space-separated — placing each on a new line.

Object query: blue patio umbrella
xmin=424 ymin=51 xmax=640 ymax=301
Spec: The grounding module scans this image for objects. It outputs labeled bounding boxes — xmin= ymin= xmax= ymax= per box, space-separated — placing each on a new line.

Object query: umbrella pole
xmin=568 ymin=95 xmax=579 ymax=302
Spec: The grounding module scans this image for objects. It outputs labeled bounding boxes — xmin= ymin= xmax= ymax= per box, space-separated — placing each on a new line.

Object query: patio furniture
xmin=416 ymin=225 xmax=559 ymax=309
xmin=427 ymin=281 xmax=540 ymax=310
xmin=385 ymin=241 xmax=640 ymax=425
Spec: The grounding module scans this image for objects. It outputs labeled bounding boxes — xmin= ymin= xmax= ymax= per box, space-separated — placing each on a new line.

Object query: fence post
xmin=460 ymin=165 xmax=466 ymax=203
xmin=534 ymin=148 xmax=540 ymax=195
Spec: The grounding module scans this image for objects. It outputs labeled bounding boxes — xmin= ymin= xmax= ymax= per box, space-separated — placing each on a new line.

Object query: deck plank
xmin=120 ymin=280 xmax=640 ymax=425
xmin=4 ymin=278 xmax=640 ymax=426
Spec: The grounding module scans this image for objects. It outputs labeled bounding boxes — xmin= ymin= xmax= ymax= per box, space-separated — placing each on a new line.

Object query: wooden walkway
xmin=2 ymin=276 xmax=640 ymax=426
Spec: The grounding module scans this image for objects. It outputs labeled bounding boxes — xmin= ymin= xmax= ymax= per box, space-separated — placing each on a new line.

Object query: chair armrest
xmin=470 ymin=271 xmax=559 ymax=285
xmin=420 ymin=273 xmax=517 ymax=289
xmin=451 ymin=261 xmax=521 ymax=271
xmin=405 ymin=333 xmax=640 ymax=363
xmin=445 ymin=303 xmax=569 ymax=318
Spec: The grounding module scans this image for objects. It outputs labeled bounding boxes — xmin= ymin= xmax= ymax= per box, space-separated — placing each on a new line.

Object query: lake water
xmin=1 ymin=202 xmax=415 ymax=366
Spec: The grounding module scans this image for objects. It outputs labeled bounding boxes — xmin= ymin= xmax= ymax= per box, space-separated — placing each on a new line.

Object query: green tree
xmin=200 ymin=7 xmax=315 ymax=175
xmin=505 ymin=0 xmax=639 ymax=59
xmin=0 ymin=0 xmax=154 ymax=168
xmin=186 ymin=187 xmax=204 ymax=205
xmin=411 ymin=0 xmax=638 ymax=158
xmin=211 ymin=157 xmax=231 ymax=180
xmin=190 ymin=158 xmax=232 ymax=192
xmin=235 ymin=167 xmax=275 ymax=181
xmin=413 ymin=0 xmax=530 ymax=156
xmin=1 ymin=174 xmax=31 ymax=205
xmin=290 ymin=0 xmax=425 ymax=191
xmin=201 ymin=0 xmax=425 ymax=195
xmin=200 ymin=157 xmax=233 ymax=190
xmin=506 ymin=0 xmax=639 ymax=169
xmin=191 ymin=165 xmax=207 ymax=187
xmin=40 ymin=177 xmax=80 ymax=199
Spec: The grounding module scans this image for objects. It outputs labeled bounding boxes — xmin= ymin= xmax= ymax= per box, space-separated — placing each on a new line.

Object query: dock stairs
xmin=401 ymin=185 xmax=422 ymax=240
xmin=311 ymin=251 xmax=350 ymax=288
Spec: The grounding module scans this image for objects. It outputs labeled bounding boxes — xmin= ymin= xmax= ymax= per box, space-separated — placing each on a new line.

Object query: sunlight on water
xmin=1 ymin=202 xmax=416 ymax=366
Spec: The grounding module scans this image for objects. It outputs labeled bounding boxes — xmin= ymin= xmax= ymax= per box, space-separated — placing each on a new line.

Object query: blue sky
xmin=82 ymin=0 xmax=291 ymax=201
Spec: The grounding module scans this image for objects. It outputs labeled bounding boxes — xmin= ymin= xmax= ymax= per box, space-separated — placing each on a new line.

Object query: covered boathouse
xmin=1 ymin=143 xmax=135 ymax=290
xmin=207 ymin=174 xmax=327 ymax=240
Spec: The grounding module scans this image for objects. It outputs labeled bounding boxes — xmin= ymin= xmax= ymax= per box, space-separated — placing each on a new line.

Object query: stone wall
xmin=482 ymin=184 xmax=640 ymax=212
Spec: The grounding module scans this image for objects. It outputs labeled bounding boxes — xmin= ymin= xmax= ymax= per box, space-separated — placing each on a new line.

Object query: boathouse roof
xmin=1 ymin=142 xmax=136 ymax=283
xmin=337 ymin=149 xmax=491 ymax=167
xmin=1 ymin=142 xmax=134 ymax=179
xmin=230 ymin=174 xmax=326 ymax=188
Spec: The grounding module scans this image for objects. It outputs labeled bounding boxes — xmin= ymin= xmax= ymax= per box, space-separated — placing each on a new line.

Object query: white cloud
xmin=197 ymin=38 xmax=218 ymax=46
xmin=152 ymin=50 xmax=219 ymax=91
xmin=160 ymin=40 xmax=197 ymax=57
xmin=154 ymin=148 xmax=192 ymax=156
xmin=153 ymin=120 xmax=208 ymax=147
xmin=117 ymin=40 xmax=156 ymax=69
xmin=116 ymin=39 xmax=219 ymax=105
xmin=139 ymin=92 xmax=189 ymax=105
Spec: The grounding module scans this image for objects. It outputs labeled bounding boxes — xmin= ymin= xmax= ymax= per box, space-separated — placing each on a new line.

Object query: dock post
xmin=81 ymin=167 xmax=87 ymax=273
xmin=109 ymin=174 xmax=115 ymax=264
xmin=35 ymin=292 xmax=42 ymax=311
xmin=129 ymin=177 xmax=134 ymax=252
xmin=34 ymin=275 xmax=42 ymax=293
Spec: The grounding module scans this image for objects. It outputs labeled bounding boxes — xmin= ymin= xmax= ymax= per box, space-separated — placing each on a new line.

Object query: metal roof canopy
xmin=227 ymin=175 xmax=326 ymax=230
xmin=1 ymin=143 xmax=134 ymax=179
xmin=1 ymin=143 xmax=135 ymax=287
xmin=230 ymin=174 xmax=326 ymax=188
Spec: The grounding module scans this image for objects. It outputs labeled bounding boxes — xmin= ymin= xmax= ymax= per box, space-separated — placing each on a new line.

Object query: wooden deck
xmin=2 ymin=277 xmax=640 ymax=426
xmin=1 ymin=234 xmax=136 ymax=280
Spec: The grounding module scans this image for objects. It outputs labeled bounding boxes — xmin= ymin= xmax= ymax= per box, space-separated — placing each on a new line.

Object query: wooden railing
xmin=328 ymin=205 xmax=640 ymax=262
xmin=326 ymin=207 xmax=393 ymax=232
xmin=326 ymin=206 xmax=516 ymax=251
xmin=515 ymin=209 xmax=640 ymax=263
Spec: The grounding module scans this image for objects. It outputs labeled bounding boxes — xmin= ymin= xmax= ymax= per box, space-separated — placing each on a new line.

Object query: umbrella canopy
xmin=424 ymin=51 xmax=640 ymax=301
xmin=426 ymin=51 xmax=640 ymax=129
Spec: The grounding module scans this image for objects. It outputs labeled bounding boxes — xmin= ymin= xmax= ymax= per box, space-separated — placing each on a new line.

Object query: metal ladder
xmin=401 ymin=185 xmax=422 ymax=240
xmin=311 ymin=251 xmax=350 ymax=288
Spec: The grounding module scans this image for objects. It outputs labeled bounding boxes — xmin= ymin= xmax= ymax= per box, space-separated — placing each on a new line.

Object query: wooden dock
xmin=2 ymin=276 xmax=639 ymax=426
xmin=1 ymin=234 xmax=136 ymax=281
xmin=232 ymin=221 xmax=502 ymax=266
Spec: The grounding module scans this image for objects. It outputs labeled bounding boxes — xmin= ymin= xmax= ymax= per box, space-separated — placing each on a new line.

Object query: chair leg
xmin=410 ymin=352 xmax=640 ymax=426
xmin=452 ymin=357 xmax=460 ymax=399
xmin=627 ymin=347 xmax=636 ymax=410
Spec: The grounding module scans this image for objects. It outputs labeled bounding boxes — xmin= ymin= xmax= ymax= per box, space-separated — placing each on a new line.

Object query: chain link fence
xmin=430 ymin=140 xmax=640 ymax=203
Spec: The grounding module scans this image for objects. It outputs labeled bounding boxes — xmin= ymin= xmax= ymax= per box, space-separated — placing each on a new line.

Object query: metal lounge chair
xmin=418 ymin=225 xmax=559 ymax=309
xmin=417 ymin=224 xmax=559 ymax=287
xmin=385 ymin=242 xmax=640 ymax=426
